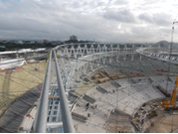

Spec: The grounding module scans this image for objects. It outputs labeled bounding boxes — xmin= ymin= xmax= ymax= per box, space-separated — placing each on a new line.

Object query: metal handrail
xmin=53 ymin=50 xmax=75 ymax=133
xmin=34 ymin=50 xmax=52 ymax=133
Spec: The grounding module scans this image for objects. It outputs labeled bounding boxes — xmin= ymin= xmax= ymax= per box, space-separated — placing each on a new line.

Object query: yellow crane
xmin=161 ymin=21 xmax=178 ymax=110
xmin=161 ymin=75 xmax=178 ymax=110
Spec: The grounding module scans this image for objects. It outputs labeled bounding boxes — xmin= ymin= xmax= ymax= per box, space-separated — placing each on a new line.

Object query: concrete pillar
xmin=140 ymin=55 xmax=142 ymax=60
xmin=16 ymin=52 xmax=19 ymax=58
xmin=131 ymin=44 xmax=134 ymax=61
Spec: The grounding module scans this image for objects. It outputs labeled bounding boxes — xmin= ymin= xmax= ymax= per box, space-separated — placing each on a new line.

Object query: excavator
xmin=161 ymin=75 xmax=178 ymax=110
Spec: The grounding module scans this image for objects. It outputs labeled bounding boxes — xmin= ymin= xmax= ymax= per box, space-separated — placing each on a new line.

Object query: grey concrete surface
xmin=72 ymin=76 xmax=167 ymax=132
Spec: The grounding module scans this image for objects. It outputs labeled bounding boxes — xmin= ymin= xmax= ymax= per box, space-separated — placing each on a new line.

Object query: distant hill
xmin=152 ymin=40 xmax=178 ymax=49
xmin=153 ymin=40 xmax=170 ymax=48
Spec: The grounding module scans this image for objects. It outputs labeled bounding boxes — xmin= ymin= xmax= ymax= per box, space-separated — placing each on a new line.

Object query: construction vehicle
xmin=147 ymin=110 xmax=158 ymax=118
xmin=161 ymin=75 xmax=178 ymax=110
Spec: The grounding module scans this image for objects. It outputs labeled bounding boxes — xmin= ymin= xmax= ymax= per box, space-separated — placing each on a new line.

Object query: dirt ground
xmin=0 ymin=60 xmax=47 ymax=114
xmin=142 ymin=107 xmax=178 ymax=133
xmin=148 ymin=113 xmax=178 ymax=133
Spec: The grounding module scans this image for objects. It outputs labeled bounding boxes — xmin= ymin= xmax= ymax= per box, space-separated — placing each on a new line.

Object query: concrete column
xmin=131 ymin=44 xmax=134 ymax=61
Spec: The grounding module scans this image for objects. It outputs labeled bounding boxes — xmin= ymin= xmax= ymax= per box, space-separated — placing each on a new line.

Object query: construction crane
xmin=161 ymin=75 xmax=178 ymax=110
xmin=162 ymin=20 xmax=178 ymax=110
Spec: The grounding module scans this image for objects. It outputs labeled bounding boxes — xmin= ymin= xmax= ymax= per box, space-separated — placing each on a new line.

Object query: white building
xmin=16 ymin=40 xmax=24 ymax=45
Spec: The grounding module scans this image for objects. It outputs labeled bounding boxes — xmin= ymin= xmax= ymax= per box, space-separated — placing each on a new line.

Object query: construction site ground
xmin=71 ymin=68 xmax=178 ymax=133
xmin=0 ymin=60 xmax=47 ymax=114
xmin=73 ymin=68 xmax=124 ymax=96
xmin=145 ymin=109 xmax=178 ymax=133
xmin=1 ymin=55 xmax=178 ymax=133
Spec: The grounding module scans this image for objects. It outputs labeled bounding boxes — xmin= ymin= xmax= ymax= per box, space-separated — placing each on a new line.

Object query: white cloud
xmin=103 ymin=8 xmax=136 ymax=23
xmin=0 ymin=0 xmax=177 ymax=43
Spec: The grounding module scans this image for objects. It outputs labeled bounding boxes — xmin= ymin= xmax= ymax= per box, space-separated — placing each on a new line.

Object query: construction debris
xmin=98 ymin=77 xmax=110 ymax=83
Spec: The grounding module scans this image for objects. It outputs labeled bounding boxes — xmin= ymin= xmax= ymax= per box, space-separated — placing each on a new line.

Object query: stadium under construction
xmin=0 ymin=43 xmax=178 ymax=133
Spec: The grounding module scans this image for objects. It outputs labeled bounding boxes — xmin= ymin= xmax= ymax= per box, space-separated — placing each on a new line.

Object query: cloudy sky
xmin=0 ymin=0 xmax=178 ymax=43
